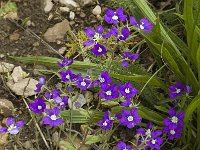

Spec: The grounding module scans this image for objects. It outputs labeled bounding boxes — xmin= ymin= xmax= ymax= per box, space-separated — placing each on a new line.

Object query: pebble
xmin=59 ymin=6 xmax=70 ymax=12
xmin=0 ymin=62 xmax=15 ymax=73
xmin=11 ymin=66 xmax=28 ymax=83
xmin=0 ymin=129 xmax=8 ymax=146
xmin=0 ymin=54 xmax=5 ymax=58
xmin=43 ymin=0 xmax=54 ymax=13
xmin=59 ymin=0 xmax=79 ymax=8
xmin=92 ymin=5 xmax=101 ymax=15
xmin=44 ymin=19 xmax=71 ymax=42
xmin=80 ymin=0 xmax=95 ymax=7
xmin=58 ymin=47 xmax=66 ymax=55
xmin=80 ymin=12 xmax=86 ymax=18
xmin=69 ymin=11 xmax=75 ymax=20
xmin=0 ymin=99 xmax=14 ymax=117
xmin=9 ymin=32 xmax=20 ymax=41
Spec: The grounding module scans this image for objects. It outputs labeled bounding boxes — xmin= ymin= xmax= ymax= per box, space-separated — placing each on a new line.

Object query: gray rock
xmin=69 ymin=11 xmax=75 ymax=20
xmin=0 ymin=62 xmax=14 ymax=73
xmin=92 ymin=5 xmax=101 ymax=15
xmin=58 ymin=47 xmax=66 ymax=55
xmin=43 ymin=0 xmax=54 ymax=13
xmin=59 ymin=0 xmax=79 ymax=8
xmin=68 ymin=93 xmax=86 ymax=110
xmin=11 ymin=66 xmax=27 ymax=83
xmin=60 ymin=6 xmax=70 ymax=12
xmin=44 ymin=19 xmax=71 ymax=42
xmin=80 ymin=12 xmax=86 ymax=18
xmin=7 ymin=78 xmax=38 ymax=97
xmin=0 ymin=99 xmax=14 ymax=117
xmin=80 ymin=0 xmax=95 ymax=7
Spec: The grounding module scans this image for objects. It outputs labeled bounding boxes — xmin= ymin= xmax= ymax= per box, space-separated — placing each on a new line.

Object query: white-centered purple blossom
xmin=28 ymin=98 xmax=46 ymax=114
xmin=130 ymin=17 xmax=153 ymax=33
xmin=109 ymin=26 xmax=130 ymax=42
xmin=119 ymin=82 xmax=138 ymax=98
xmin=99 ymin=84 xmax=119 ymax=100
xmin=57 ymin=58 xmax=73 ymax=68
xmin=104 ymin=8 xmax=127 ymax=24
xmin=97 ymin=111 xmax=113 ymax=130
xmin=0 ymin=117 xmax=24 ymax=135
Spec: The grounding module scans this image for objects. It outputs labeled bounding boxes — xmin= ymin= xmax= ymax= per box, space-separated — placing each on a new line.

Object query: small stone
xmin=11 ymin=66 xmax=28 ymax=83
xmin=69 ymin=21 xmax=75 ymax=26
xmin=23 ymin=141 xmax=32 ymax=149
xmin=0 ymin=54 xmax=5 ymax=58
xmin=3 ymin=12 xmax=19 ymax=20
xmin=97 ymin=14 xmax=103 ymax=21
xmin=80 ymin=0 xmax=95 ymax=7
xmin=0 ymin=99 xmax=14 ymax=117
xmin=9 ymin=32 xmax=20 ymax=41
xmin=80 ymin=12 xmax=86 ymax=18
xmin=69 ymin=11 xmax=75 ymax=20
xmin=60 ymin=7 xmax=70 ymax=12
xmin=84 ymin=91 xmax=93 ymax=103
xmin=44 ymin=19 xmax=71 ymax=42
xmin=0 ymin=62 xmax=14 ymax=73
xmin=7 ymin=78 xmax=38 ymax=97
xmin=92 ymin=5 xmax=101 ymax=15
xmin=59 ymin=0 xmax=79 ymax=8
xmin=68 ymin=93 xmax=86 ymax=110
xmin=0 ymin=129 xmax=8 ymax=146
xmin=43 ymin=0 xmax=54 ymax=13
xmin=33 ymin=42 xmax=40 ymax=47
xmin=58 ymin=47 xmax=66 ymax=55
xmin=26 ymin=20 xmax=32 ymax=26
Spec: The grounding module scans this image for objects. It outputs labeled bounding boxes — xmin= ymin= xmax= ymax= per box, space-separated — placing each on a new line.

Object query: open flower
xmin=42 ymin=107 xmax=64 ymax=127
xmin=119 ymin=82 xmax=138 ymax=98
xmin=169 ymin=82 xmax=187 ymax=99
xmin=118 ymin=108 xmax=142 ymax=128
xmin=146 ymin=130 xmax=163 ymax=150
xmin=104 ymin=8 xmax=127 ymax=24
xmin=34 ymin=77 xmax=46 ymax=93
xmin=97 ymin=111 xmax=113 ymax=130
xmin=59 ymin=69 xmax=77 ymax=82
xmin=29 ymin=98 xmax=46 ymax=114
xmin=121 ymin=52 xmax=139 ymax=68
xmin=75 ymin=75 xmax=91 ymax=90
xmin=130 ymin=17 xmax=153 ymax=33
xmin=91 ymin=43 xmax=108 ymax=56
xmin=99 ymin=84 xmax=119 ymax=100
xmin=110 ymin=26 xmax=130 ymax=41
xmin=0 ymin=117 xmax=24 ymax=135
xmin=97 ymin=71 xmax=112 ymax=86
xmin=163 ymin=126 xmax=182 ymax=140
xmin=57 ymin=58 xmax=73 ymax=68
xmin=117 ymin=141 xmax=132 ymax=150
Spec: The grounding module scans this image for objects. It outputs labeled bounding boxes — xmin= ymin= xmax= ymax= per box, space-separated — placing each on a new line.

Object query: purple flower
xmin=84 ymin=25 xmax=104 ymax=46
xmin=45 ymin=89 xmax=60 ymax=100
xmin=59 ymin=69 xmax=77 ymax=82
xmin=104 ymin=8 xmax=127 ymax=24
xmin=169 ymin=82 xmax=186 ymax=99
xmin=163 ymin=108 xmax=184 ymax=129
xmin=0 ymin=117 xmax=24 ymax=135
xmin=98 ymin=71 xmax=112 ymax=86
xmin=119 ymin=108 xmax=142 ymax=129
xmin=57 ymin=58 xmax=73 ymax=68
xmin=130 ymin=17 xmax=153 ymax=33
xmin=42 ymin=107 xmax=64 ymax=127
xmin=121 ymin=52 xmax=139 ymax=68
xmin=163 ymin=126 xmax=182 ymax=140
xmin=97 ymin=111 xmax=113 ymax=130
xmin=136 ymin=122 xmax=153 ymax=138
xmin=110 ymin=26 xmax=130 ymax=41
xmin=120 ymin=99 xmax=133 ymax=107
xmin=55 ymin=96 xmax=68 ymax=109
xmin=75 ymin=75 xmax=91 ymax=90
xmin=91 ymin=43 xmax=108 ymax=56
xmin=184 ymin=85 xmax=192 ymax=94
xmin=34 ymin=77 xmax=46 ymax=93
xmin=119 ymin=82 xmax=138 ymax=98
xmin=29 ymin=98 xmax=46 ymax=114
xmin=146 ymin=130 xmax=163 ymax=150
xmin=117 ymin=141 xmax=132 ymax=150
xmin=99 ymin=84 xmax=119 ymax=100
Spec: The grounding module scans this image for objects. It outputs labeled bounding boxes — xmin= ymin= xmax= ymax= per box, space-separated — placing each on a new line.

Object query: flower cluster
xmin=0 ymin=117 xmax=24 ymax=135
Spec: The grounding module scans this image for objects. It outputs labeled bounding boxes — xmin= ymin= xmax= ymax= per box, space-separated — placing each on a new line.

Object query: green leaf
xmin=59 ymin=140 xmax=76 ymax=150
xmin=85 ymin=134 xmax=106 ymax=145
xmin=101 ymin=101 xmax=119 ymax=107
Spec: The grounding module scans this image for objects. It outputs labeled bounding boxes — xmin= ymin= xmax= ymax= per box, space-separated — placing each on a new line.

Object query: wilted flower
xmin=121 ymin=52 xmax=139 ymax=68
xmin=104 ymin=8 xmax=127 ymax=24
xmin=57 ymin=58 xmax=73 ymax=68
xmin=99 ymin=84 xmax=119 ymax=100
xmin=34 ymin=77 xmax=46 ymax=93
xmin=117 ymin=141 xmax=132 ymax=150
xmin=29 ymin=98 xmax=46 ymax=114
xmin=119 ymin=82 xmax=138 ymax=98
xmin=59 ymin=69 xmax=77 ymax=82
xmin=118 ymin=108 xmax=142 ymax=129
xmin=130 ymin=17 xmax=153 ymax=33
xmin=0 ymin=117 xmax=24 ymax=135
xmin=42 ymin=107 xmax=64 ymax=127
xmin=97 ymin=111 xmax=113 ymax=130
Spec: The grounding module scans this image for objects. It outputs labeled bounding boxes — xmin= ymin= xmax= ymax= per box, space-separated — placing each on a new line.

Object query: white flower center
xmin=140 ymin=24 xmax=144 ymax=30
xmin=98 ymin=47 xmax=103 ymax=52
xmin=123 ymin=148 xmax=128 ymax=150
xmin=50 ymin=114 xmax=57 ymax=120
xmin=112 ymin=15 xmax=118 ymax=20
xmin=66 ymin=74 xmax=70 ymax=79
xmin=125 ymin=88 xmax=130 ymax=94
xmin=176 ymin=88 xmax=181 ymax=93
xmin=103 ymin=121 xmax=107 ymax=126
xmin=151 ymin=139 xmax=156 ymax=144
xmin=94 ymin=33 xmax=102 ymax=41
xmin=127 ymin=116 xmax=133 ymax=122
xmin=99 ymin=77 xmax=105 ymax=83
xmin=8 ymin=124 xmax=17 ymax=131
xmin=170 ymin=130 xmax=176 ymax=135
xmin=106 ymin=90 xmax=112 ymax=96
xmin=60 ymin=102 xmax=64 ymax=106
xmin=81 ymin=81 xmax=86 ymax=86
xmin=171 ymin=116 xmax=178 ymax=124
xmin=145 ymin=129 xmax=151 ymax=137
xmin=38 ymin=105 xmax=42 ymax=110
